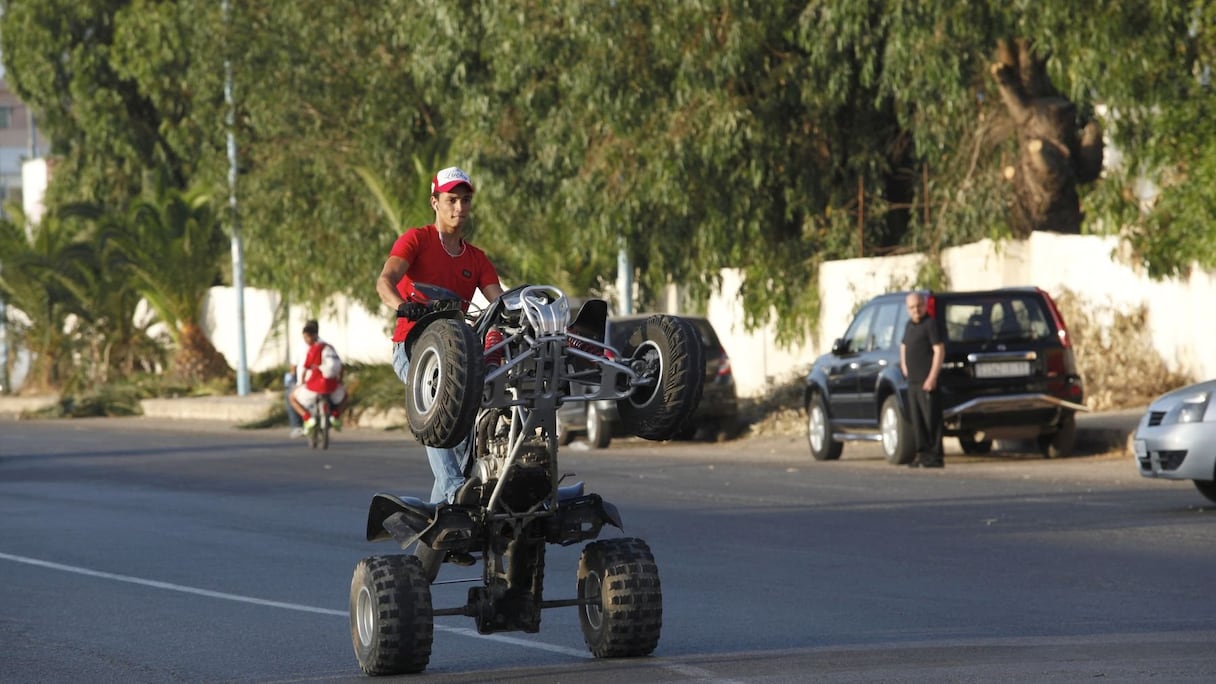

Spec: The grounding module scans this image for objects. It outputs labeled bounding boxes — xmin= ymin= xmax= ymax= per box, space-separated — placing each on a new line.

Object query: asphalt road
xmin=2 ymin=418 xmax=1214 ymax=683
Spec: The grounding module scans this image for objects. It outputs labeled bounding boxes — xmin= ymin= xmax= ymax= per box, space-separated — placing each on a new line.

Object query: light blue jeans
xmin=394 ymin=341 xmax=471 ymax=504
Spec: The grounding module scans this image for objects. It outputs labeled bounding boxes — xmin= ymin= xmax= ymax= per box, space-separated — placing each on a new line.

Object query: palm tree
xmin=106 ymin=186 xmax=231 ymax=384
xmin=0 ymin=204 xmax=95 ymax=393
xmin=354 ymin=150 xmax=446 ymax=239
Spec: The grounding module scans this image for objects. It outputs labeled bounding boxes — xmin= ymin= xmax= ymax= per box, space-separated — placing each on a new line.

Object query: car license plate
xmin=974 ymin=361 xmax=1030 ymax=378
xmin=1134 ymin=439 xmax=1147 ymax=460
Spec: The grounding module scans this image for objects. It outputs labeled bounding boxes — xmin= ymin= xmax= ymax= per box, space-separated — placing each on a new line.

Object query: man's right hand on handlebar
xmin=396 ymin=302 xmax=428 ymax=321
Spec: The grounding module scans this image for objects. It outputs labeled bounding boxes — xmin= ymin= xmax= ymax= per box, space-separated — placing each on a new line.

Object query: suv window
xmin=610 ymin=316 xmax=722 ymax=353
xmin=942 ymin=294 xmax=1053 ymax=343
xmin=872 ymin=302 xmax=901 ymax=350
xmin=687 ymin=318 xmax=721 ymax=351
xmin=842 ymin=304 xmax=877 ymax=353
xmin=608 ymin=319 xmax=646 ymax=352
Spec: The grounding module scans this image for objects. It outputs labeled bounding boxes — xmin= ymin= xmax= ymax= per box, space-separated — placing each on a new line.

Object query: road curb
xmin=139 ymin=394 xmax=279 ymax=422
xmin=0 ymin=395 xmax=58 ymax=417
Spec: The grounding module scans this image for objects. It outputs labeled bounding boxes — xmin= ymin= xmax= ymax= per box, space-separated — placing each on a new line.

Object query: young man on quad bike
xmin=288 ymin=319 xmax=348 ymax=431
xmin=374 ymin=166 xmax=504 ymax=517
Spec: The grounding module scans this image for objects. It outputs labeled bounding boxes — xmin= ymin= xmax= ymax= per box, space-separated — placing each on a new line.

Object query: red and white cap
xmin=431 ymin=166 xmax=475 ymax=194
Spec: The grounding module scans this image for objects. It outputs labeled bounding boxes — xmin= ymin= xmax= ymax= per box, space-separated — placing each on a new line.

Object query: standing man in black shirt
xmin=900 ymin=291 xmax=946 ymax=468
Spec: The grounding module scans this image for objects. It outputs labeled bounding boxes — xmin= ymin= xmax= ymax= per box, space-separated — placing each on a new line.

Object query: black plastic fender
xmin=364 ymin=492 xmax=480 ymax=551
xmin=872 ymin=368 xmax=912 ymax=424
xmin=401 ymin=308 xmax=466 ymax=358
xmin=803 ymin=367 xmax=831 ymax=409
xmin=546 ymin=492 xmax=623 ymax=546
xmin=365 ymin=493 xmax=435 ymax=542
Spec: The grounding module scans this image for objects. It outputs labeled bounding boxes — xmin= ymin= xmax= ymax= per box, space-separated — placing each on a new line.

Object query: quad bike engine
xmin=473 ymin=416 xmax=553 ymax=511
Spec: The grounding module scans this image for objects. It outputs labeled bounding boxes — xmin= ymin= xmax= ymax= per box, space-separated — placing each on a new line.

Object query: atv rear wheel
xmin=350 ymin=555 xmax=433 ymax=675
xmin=617 ymin=315 xmax=704 ymax=442
xmin=405 ymin=319 xmax=485 ymax=448
xmin=577 ymin=537 xmax=662 ymax=658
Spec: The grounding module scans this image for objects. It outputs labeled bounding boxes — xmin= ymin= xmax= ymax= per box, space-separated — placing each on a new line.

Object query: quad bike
xmin=349 ymin=283 xmax=704 ymax=675
xmin=306 ymin=392 xmax=334 ymax=450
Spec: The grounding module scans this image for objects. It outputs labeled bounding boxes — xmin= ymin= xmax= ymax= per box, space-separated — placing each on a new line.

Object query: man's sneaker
xmin=289 ymin=427 xmax=306 ymax=439
xmin=331 ymin=416 xmax=342 ymax=431
xmin=452 ymin=478 xmax=481 ymax=506
xmin=303 ymin=416 xmax=316 ymax=432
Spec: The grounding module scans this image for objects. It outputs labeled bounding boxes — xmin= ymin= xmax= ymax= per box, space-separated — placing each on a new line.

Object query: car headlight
xmin=1166 ymin=392 xmax=1211 ymax=424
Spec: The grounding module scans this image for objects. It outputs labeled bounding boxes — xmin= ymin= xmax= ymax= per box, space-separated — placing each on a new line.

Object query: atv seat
xmin=558 ymin=480 xmax=585 ymax=501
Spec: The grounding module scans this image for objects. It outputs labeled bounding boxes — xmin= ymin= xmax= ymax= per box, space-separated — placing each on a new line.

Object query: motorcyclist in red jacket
xmin=289 ymin=319 xmax=349 ymax=431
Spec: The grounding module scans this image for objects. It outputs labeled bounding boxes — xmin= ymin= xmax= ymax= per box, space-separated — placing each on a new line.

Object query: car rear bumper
xmin=944 ymin=392 xmax=1088 ymax=418
xmin=942 ymin=393 xmax=1088 ymax=436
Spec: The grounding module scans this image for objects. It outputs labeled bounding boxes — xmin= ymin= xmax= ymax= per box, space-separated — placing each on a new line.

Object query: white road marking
xmin=0 ymin=551 xmax=589 ymax=659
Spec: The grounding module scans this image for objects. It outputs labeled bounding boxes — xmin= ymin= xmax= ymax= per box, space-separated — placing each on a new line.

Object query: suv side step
xmin=831 ymin=432 xmax=882 ymax=443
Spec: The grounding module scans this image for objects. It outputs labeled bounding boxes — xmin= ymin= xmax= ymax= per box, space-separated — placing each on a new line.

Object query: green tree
xmin=4 ymin=0 xmax=1214 ymax=347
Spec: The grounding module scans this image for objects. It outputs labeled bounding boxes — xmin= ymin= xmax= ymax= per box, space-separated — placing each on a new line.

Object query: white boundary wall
xmin=197 ymin=232 xmax=1215 ymax=397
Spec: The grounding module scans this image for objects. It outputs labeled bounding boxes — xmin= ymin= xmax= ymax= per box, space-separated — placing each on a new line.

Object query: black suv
xmin=558 ymin=315 xmax=738 ymax=448
xmin=803 ymin=288 xmax=1086 ymax=464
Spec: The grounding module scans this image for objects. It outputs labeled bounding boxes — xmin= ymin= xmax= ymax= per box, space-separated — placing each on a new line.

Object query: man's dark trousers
xmin=908 ymin=386 xmax=944 ymax=464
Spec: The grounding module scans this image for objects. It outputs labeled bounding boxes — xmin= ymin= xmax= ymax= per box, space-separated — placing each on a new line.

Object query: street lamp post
xmin=223 ymin=0 xmax=250 ymax=396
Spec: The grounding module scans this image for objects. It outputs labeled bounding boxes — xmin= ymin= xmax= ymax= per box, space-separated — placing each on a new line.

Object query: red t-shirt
xmin=302 ymin=341 xmax=341 ymax=393
xmin=390 ymin=225 xmax=500 ymax=342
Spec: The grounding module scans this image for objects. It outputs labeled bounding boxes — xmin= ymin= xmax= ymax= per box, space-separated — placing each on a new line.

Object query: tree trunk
xmin=172 ymin=322 xmax=232 ymax=384
xmin=991 ymin=38 xmax=1103 ymax=237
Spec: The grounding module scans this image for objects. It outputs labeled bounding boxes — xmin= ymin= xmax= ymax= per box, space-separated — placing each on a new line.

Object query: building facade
xmin=0 ymin=77 xmax=51 ymax=211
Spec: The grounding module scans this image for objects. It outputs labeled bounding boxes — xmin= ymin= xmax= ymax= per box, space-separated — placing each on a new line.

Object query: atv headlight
xmin=1167 ymin=392 xmax=1211 ymax=424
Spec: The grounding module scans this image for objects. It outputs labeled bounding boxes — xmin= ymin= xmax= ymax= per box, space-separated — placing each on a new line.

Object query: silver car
xmin=1133 ymin=378 xmax=1216 ymax=503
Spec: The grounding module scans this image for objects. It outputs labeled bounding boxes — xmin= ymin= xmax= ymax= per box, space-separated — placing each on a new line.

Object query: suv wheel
xmin=880 ymin=396 xmax=916 ymax=465
xmin=806 ymin=393 xmax=842 ymax=461
xmin=587 ymin=403 xmax=612 ymax=449
xmin=1038 ymin=410 xmax=1077 ymax=459
xmin=958 ymin=432 xmax=993 ymax=455
xmin=556 ymin=418 xmax=575 ymax=447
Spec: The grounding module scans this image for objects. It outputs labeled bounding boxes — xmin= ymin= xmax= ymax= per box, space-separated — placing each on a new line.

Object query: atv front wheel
xmin=405 ymin=319 xmax=485 ymax=448
xmin=617 ymin=315 xmax=703 ymax=442
xmin=350 ymin=555 xmax=433 ymax=675
xmin=577 ymin=537 xmax=662 ymax=658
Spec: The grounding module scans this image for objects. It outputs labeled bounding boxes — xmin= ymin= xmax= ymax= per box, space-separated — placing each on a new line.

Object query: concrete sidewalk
xmin=0 ymin=392 xmax=407 ymax=430
xmin=0 ymin=393 xmax=1144 ymax=454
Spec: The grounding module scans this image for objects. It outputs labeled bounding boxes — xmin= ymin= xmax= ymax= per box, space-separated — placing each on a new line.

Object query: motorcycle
xmin=306 ymin=392 xmax=334 ymax=450
xmin=349 ymin=283 xmax=704 ymax=675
